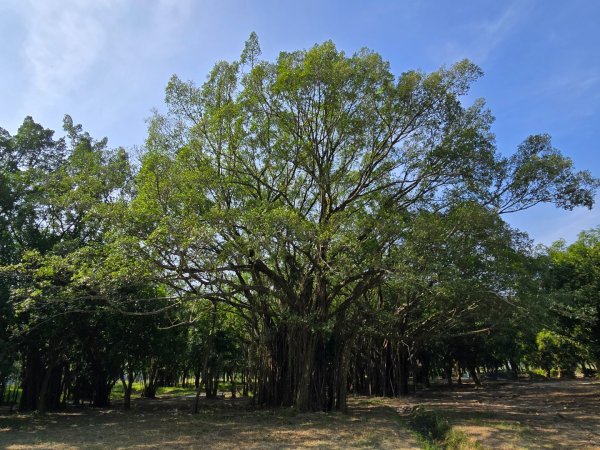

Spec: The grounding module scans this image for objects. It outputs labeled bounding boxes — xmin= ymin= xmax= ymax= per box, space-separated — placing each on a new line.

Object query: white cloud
xmin=9 ymin=0 xmax=198 ymax=141
xmin=20 ymin=0 xmax=123 ymax=99
xmin=17 ymin=0 xmax=195 ymax=104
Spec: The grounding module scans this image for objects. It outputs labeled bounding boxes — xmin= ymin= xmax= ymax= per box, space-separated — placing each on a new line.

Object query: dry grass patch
xmin=4 ymin=381 xmax=598 ymax=449
xmin=0 ymin=396 xmax=419 ymax=449
xmin=389 ymin=379 xmax=600 ymax=449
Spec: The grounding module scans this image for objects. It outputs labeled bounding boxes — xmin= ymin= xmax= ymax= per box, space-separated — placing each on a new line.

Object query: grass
xmin=110 ymin=382 xmax=196 ymax=400
xmin=110 ymin=381 xmax=232 ymax=401
xmin=406 ymin=407 xmax=481 ymax=450
xmin=0 ymin=396 xmax=420 ymax=449
xmin=2 ymin=380 xmax=599 ymax=449
xmin=1 ymin=385 xmax=21 ymax=406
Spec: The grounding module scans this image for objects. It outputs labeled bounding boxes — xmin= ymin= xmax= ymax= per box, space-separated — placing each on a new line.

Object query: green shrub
xmin=408 ymin=407 xmax=481 ymax=449
xmin=409 ymin=407 xmax=451 ymax=443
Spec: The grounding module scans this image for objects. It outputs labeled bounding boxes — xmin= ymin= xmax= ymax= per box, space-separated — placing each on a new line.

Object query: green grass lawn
xmin=110 ymin=381 xmax=233 ymax=401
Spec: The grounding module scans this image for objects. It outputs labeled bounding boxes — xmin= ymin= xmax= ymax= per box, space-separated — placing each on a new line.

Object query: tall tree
xmin=119 ymin=36 xmax=596 ymax=410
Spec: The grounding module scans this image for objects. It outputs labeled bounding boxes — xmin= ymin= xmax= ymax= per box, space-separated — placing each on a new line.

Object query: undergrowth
xmin=408 ymin=406 xmax=482 ymax=450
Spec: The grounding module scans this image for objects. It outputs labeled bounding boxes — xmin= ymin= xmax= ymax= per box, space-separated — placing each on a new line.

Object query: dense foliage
xmin=1 ymin=36 xmax=598 ymax=412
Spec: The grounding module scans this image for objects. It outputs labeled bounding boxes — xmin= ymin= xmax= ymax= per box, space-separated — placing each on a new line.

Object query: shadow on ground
xmin=0 ymin=395 xmax=418 ymax=449
xmin=389 ymin=379 xmax=600 ymax=449
xmin=2 ymin=380 xmax=599 ymax=449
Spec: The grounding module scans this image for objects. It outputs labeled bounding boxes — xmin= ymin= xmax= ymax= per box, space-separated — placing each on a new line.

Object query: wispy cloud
xmin=16 ymin=0 xmax=194 ymax=109
xmin=472 ymin=2 xmax=520 ymax=61
xmin=436 ymin=0 xmax=534 ymax=65
xmin=20 ymin=0 xmax=122 ymax=99
xmin=530 ymin=71 xmax=600 ymax=100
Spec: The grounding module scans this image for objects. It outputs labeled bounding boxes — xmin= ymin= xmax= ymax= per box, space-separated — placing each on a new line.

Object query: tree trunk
xmin=230 ymin=377 xmax=237 ymax=399
xmin=194 ymin=369 xmax=200 ymax=389
xmin=398 ymin=350 xmax=410 ymax=396
xmin=9 ymin=383 xmax=19 ymax=412
xmin=445 ymin=364 xmax=453 ymax=386
xmin=508 ymin=359 xmax=519 ymax=379
xmin=19 ymin=351 xmax=41 ymax=411
xmin=423 ymin=358 xmax=431 ymax=388
xmin=121 ymin=371 xmax=134 ymax=410
xmin=37 ymin=365 xmax=55 ymax=413
xmin=468 ymin=366 xmax=481 ymax=387
xmin=289 ymin=325 xmax=316 ymax=411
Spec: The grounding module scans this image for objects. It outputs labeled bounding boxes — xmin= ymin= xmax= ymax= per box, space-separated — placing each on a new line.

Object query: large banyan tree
xmin=119 ymin=34 xmax=596 ymax=411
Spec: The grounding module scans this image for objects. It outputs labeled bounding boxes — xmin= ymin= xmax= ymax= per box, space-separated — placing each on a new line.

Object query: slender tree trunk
xmin=456 ymin=362 xmax=463 ymax=385
xmin=194 ymin=369 xmax=201 ymax=389
xmin=423 ymin=358 xmax=431 ymax=388
xmin=509 ymin=359 xmax=519 ymax=379
xmin=121 ymin=371 xmax=134 ymax=410
xmin=9 ymin=383 xmax=18 ymax=412
xmin=230 ymin=376 xmax=237 ymax=399
xmin=0 ymin=379 xmax=6 ymax=405
xmin=468 ymin=366 xmax=481 ymax=387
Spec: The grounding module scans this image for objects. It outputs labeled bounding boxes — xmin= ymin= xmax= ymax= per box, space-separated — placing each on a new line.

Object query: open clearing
xmin=404 ymin=379 xmax=600 ymax=449
xmin=1 ymin=380 xmax=598 ymax=449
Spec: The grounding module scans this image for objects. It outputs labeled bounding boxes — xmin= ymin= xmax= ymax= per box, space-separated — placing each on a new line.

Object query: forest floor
xmin=0 ymin=379 xmax=598 ymax=449
xmin=392 ymin=378 xmax=600 ymax=449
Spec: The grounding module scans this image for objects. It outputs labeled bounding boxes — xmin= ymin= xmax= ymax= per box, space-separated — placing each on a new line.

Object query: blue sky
xmin=1 ymin=0 xmax=598 ymax=245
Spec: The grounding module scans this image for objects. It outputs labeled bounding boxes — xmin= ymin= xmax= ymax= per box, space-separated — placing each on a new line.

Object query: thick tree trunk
xmin=334 ymin=346 xmax=350 ymax=412
xmin=398 ymin=350 xmax=410 ymax=396
xmin=37 ymin=365 xmax=56 ymax=413
xmin=19 ymin=351 xmax=41 ymax=411
xmin=289 ymin=325 xmax=316 ymax=411
xmin=93 ymin=380 xmax=112 ymax=407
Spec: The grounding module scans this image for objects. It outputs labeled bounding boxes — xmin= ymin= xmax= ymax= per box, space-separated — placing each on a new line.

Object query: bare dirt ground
xmin=0 ymin=395 xmax=418 ymax=449
xmin=0 ymin=380 xmax=598 ymax=449
xmin=388 ymin=378 xmax=600 ymax=449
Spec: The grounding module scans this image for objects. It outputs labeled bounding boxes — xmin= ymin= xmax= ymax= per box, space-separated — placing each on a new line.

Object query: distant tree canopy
xmin=0 ymin=35 xmax=598 ymax=412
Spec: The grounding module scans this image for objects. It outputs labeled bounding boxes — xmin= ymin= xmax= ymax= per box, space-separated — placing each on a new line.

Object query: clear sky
xmin=1 ymin=0 xmax=598 ymax=245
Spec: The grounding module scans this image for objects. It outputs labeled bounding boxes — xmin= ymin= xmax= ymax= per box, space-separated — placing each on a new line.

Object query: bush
xmin=409 ymin=407 xmax=451 ymax=443
xmin=408 ymin=407 xmax=481 ymax=449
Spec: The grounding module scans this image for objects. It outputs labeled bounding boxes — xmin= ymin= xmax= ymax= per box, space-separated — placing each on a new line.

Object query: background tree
xmin=1 ymin=116 xmax=131 ymax=411
xmin=542 ymin=228 xmax=600 ymax=374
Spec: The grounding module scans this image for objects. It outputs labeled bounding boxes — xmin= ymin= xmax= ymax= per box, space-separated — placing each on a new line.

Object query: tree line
xmin=1 ymin=35 xmax=598 ymax=412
